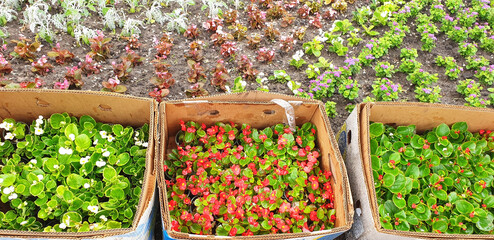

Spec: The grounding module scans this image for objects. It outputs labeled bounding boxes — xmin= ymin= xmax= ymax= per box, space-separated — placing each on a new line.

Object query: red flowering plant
xmin=164 ymin=121 xmax=336 ymax=236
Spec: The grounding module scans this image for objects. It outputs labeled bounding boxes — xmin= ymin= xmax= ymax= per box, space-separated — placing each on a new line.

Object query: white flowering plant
xmin=0 ymin=113 xmax=149 ymax=232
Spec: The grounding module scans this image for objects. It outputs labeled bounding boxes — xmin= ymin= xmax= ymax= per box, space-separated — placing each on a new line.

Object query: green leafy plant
xmin=268 ymin=70 xmax=291 ymax=84
xmin=370 ymin=122 xmax=494 ymax=234
xmin=325 ymin=101 xmax=337 ymax=118
xmin=0 ymin=114 xmax=149 ymax=232
xmin=414 ymin=86 xmax=442 ymax=103
xmin=303 ymin=37 xmax=324 ymax=57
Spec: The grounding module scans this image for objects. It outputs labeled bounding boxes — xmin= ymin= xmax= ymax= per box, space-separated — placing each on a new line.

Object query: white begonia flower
xmin=381 ymin=11 xmax=388 ymax=18
xmin=107 ymin=135 xmax=114 ymax=142
xmin=37 ymin=175 xmax=43 ymax=181
xmin=0 ymin=122 xmax=6 ymax=129
xmin=53 ymin=164 xmax=59 ymax=169
xmin=8 ymin=193 xmax=17 ymax=200
xmin=20 ymin=220 xmax=27 ymax=226
xmin=59 ymin=223 xmax=67 ymax=229
xmin=32 ymin=180 xmax=37 ymax=185
xmin=5 ymin=122 xmax=13 ymax=130
xmin=0 ymin=142 xmax=4 ymax=146
xmin=5 ymin=132 xmax=14 ymax=140
xmin=102 ymin=151 xmax=110 ymax=157
xmin=93 ymin=139 xmax=99 ymax=145
xmin=3 ymin=186 xmax=14 ymax=195
xmin=443 ymin=148 xmax=447 ymax=152
xmin=80 ymin=156 xmax=90 ymax=165
xmin=59 ymin=147 xmax=73 ymax=155
xmin=96 ymin=160 xmax=106 ymax=167
xmin=68 ymin=134 xmax=75 ymax=141
xmin=135 ymin=132 xmax=139 ymax=137
xmin=292 ymin=50 xmax=304 ymax=61
xmin=0 ymin=179 xmax=3 ymax=184
xmin=142 ymin=142 xmax=148 ymax=148
xmin=34 ymin=127 xmax=44 ymax=135
xmin=83 ymin=183 xmax=90 ymax=189
xmin=30 ymin=159 xmax=37 ymax=164
xmin=100 ymin=215 xmax=108 ymax=221
xmin=87 ymin=205 xmax=99 ymax=213
xmin=100 ymin=131 xmax=107 ymax=138
xmin=36 ymin=118 xmax=43 ymax=126
xmin=135 ymin=141 xmax=142 ymax=146
xmin=89 ymin=223 xmax=99 ymax=230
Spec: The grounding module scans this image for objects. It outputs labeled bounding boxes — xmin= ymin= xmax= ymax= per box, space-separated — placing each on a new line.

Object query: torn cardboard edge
xmin=0 ymin=89 xmax=157 ymax=239
xmin=359 ymin=102 xmax=494 ymax=239
xmin=157 ymin=91 xmax=354 ymax=240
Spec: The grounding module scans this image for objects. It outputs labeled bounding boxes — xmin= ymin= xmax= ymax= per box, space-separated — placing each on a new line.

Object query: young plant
xmin=303 ymin=37 xmax=324 ymax=57
xmin=458 ymin=42 xmax=478 ymax=57
xmin=374 ymin=61 xmax=396 ymax=78
xmin=328 ymin=37 xmax=348 ymax=57
xmin=457 ymin=79 xmax=482 ymax=97
xmin=10 ymin=36 xmax=41 ymax=62
xmin=88 ymin=31 xmax=111 ymax=62
xmin=414 ymin=85 xmax=442 ymax=103
xmin=325 ymin=101 xmax=337 ymax=118
xmin=184 ymin=24 xmax=200 ymax=39
xmin=256 ymin=48 xmax=275 ymax=63
xmin=280 ymin=36 xmax=295 ymax=52
xmin=187 ymin=60 xmax=207 ymax=83
xmin=47 ymin=43 xmax=75 ymax=65
xmin=185 ymin=82 xmax=209 ymax=97
xmin=31 ymin=55 xmax=53 ymax=76
xmin=64 ymin=66 xmax=83 ymax=88
xmin=149 ymin=87 xmax=170 ymax=102
xmin=435 ymin=56 xmax=463 ymax=80
xmin=290 ymin=50 xmax=306 ymax=69
xmin=79 ymin=55 xmax=102 ymax=76
xmin=338 ymin=78 xmax=359 ymax=100
xmin=246 ymin=33 xmax=262 ymax=49
xmin=268 ymin=70 xmax=291 ymax=84
xmin=371 ymin=78 xmax=402 ymax=101
xmin=102 ymin=76 xmax=127 ymax=93
xmin=247 ymin=4 xmax=266 ymax=29
xmin=0 ymin=53 xmax=12 ymax=76
xmin=220 ymin=41 xmax=237 ymax=59
xmin=211 ymin=59 xmax=229 ymax=91
xmin=237 ymin=55 xmax=258 ymax=81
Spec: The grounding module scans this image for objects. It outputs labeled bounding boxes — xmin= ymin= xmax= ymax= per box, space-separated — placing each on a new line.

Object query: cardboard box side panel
xmin=368 ymin=103 xmax=494 ymax=132
xmin=164 ymin=103 xmax=318 ymax=137
xmin=0 ymin=91 xmax=151 ymax=126
xmin=310 ymin=108 xmax=348 ymax=228
xmin=158 ymin=104 xmax=171 ymax=232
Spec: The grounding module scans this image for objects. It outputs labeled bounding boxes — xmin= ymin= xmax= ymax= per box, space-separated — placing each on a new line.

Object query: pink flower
xmin=54 ymin=79 xmax=70 ymax=90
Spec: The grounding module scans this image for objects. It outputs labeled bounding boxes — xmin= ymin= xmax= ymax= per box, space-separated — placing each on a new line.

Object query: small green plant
xmin=338 ymin=78 xmax=359 ymax=100
xmin=435 ymin=56 xmax=463 ymax=80
xmin=371 ymin=78 xmax=402 ymax=101
xmin=328 ymin=37 xmax=348 ymax=56
xmin=414 ymin=85 xmax=442 ymax=103
xmin=374 ymin=61 xmax=396 ymax=78
xmin=268 ymin=70 xmax=291 ymax=84
xmin=290 ymin=50 xmax=306 ymax=69
xmin=458 ymin=42 xmax=478 ymax=57
xmin=325 ymin=101 xmax=337 ymax=118
xmin=303 ymin=37 xmax=324 ymax=57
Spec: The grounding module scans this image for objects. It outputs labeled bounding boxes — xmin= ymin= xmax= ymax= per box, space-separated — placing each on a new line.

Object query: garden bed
xmin=0 ymin=89 xmax=157 ymax=239
xmin=157 ymin=91 xmax=353 ymax=239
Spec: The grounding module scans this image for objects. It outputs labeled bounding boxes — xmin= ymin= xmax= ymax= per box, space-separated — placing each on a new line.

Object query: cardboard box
xmin=157 ymin=91 xmax=354 ymax=240
xmin=0 ymin=89 xmax=157 ymax=239
xmin=341 ymin=102 xmax=494 ymax=240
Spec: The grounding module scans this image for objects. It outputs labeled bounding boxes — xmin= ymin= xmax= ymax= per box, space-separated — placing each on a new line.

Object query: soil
xmin=1 ymin=0 xmax=494 ymax=238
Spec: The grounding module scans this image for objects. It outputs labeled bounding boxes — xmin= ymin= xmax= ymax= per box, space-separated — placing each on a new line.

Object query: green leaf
xmin=29 ymin=182 xmax=44 ymax=196
xmin=64 ymin=123 xmax=79 ymax=139
xmin=370 ymin=123 xmax=385 ymax=138
xmin=388 ymin=174 xmax=406 ymax=193
xmin=484 ymin=195 xmax=494 ymax=208
xmin=393 ymin=195 xmax=406 ymax=209
xmin=456 ymin=200 xmax=474 ymax=214
xmin=110 ymin=188 xmax=125 ymax=200
xmin=184 ymin=132 xmax=194 ymax=143
xmin=117 ymin=153 xmax=130 ymax=166
xmin=436 ymin=123 xmax=450 ymax=137
xmin=383 ymin=174 xmax=395 ymax=187
xmin=452 ymin=122 xmax=468 ymax=133
xmin=476 ymin=215 xmax=494 ymax=232
xmin=0 ymin=174 xmax=16 ymax=187
xmin=103 ymin=167 xmax=117 ymax=181
xmin=49 ymin=113 xmax=65 ymax=129
xmin=112 ymin=124 xmax=124 ymax=137
xmin=433 ymin=189 xmax=448 ymax=201
xmin=433 ymin=220 xmax=448 ymax=232
xmin=407 ymin=213 xmax=419 ymax=225
xmin=106 ymin=220 xmax=122 ymax=229
xmin=75 ymin=134 xmax=91 ymax=151
xmin=67 ymin=174 xmax=83 ymax=189
xmin=62 ymin=212 xmax=82 ymax=227
xmin=216 ymin=225 xmax=228 ymax=236
xmin=405 ymin=163 xmax=420 ymax=179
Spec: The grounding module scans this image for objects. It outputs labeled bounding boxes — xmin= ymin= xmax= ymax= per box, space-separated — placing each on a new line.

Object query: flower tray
xmin=157 ymin=91 xmax=354 ymax=240
xmin=0 ymin=89 xmax=157 ymax=239
xmin=342 ymin=102 xmax=494 ymax=239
